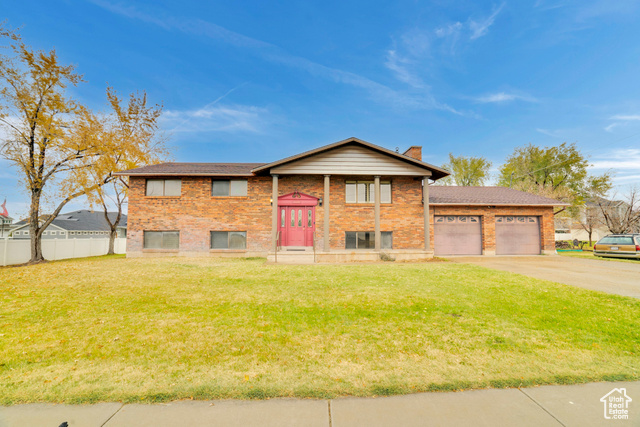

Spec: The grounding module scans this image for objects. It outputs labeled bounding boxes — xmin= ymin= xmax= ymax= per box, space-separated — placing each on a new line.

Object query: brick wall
xmin=402 ymin=146 xmax=422 ymax=161
xmin=127 ymin=175 xmax=555 ymax=256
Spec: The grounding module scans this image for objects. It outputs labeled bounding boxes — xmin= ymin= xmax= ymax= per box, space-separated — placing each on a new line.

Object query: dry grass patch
xmin=0 ymin=255 xmax=639 ymax=403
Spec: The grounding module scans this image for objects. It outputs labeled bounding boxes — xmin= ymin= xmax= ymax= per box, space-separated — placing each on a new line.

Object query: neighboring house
xmin=555 ymin=198 xmax=632 ymax=242
xmin=11 ymin=210 xmax=127 ymax=239
xmin=0 ymin=215 xmax=14 ymax=238
xmin=116 ymin=137 xmax=567 ymax=262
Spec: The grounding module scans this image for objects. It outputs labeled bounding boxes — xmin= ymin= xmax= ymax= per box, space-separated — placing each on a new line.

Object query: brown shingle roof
xmin=113 ymin=162 xmax=266 ymax=177
xmin=429 ymin=186 xmax=569 ymax=206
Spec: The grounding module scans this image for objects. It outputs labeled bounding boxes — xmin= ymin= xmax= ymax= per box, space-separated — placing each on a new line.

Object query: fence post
xmin=2 ymin=237 xmax=7 ymax=267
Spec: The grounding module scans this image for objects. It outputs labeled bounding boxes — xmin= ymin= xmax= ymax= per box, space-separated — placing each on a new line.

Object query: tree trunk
xmin=107 ymin=229 xmax=117 ymax=255
xmin=29 ymin=191 xmax=45 ymax=263
xmin=103 ymin=206 xmax=122 ymax=256
xmin=587 ymin=229 xmax=593 ymax=247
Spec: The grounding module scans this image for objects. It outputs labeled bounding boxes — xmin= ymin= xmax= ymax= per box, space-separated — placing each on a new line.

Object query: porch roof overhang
xmin=252 ymin=137 xmax=450 ymax=180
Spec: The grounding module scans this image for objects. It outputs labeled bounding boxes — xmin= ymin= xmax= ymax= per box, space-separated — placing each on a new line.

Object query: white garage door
xmin=495 ymin=216 xmax=541 ymax=255
xmin=434 ymin=216 xmax=482 ymax=256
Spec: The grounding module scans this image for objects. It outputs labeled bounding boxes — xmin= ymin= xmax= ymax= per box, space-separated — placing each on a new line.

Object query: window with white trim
xmin=144 ymin=231 xmax=180 ymax=249
xmin=210 ymin=231 xmax=247 ymax=249
xmin=345 ymin=181 xmax=391 ymax=203
xmin=146 ymin=179 xmax=182 ymax=197
xmin=212 ymin=180 xmax=248 ymax=196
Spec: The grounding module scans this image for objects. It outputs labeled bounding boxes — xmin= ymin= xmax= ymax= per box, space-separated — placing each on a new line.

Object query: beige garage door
xmin=495 ymin=216 xmax=541 ymax=255
xmin=434 ymin=216 xmax=482 ymax=256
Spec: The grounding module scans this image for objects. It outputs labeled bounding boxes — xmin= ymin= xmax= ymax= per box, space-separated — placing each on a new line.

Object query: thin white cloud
xmin=590 ymin=148 xmax=640 ymax=186
xmin=604 ymin=114 xmax=640 ymax=132
xmin=591 ymin=149 xmax=640 ymax=170
xmin=161 ymin=104 xmax=270 ymax=134
xmin=474 ymin=92 xmax=536 ymax=103
xmin=536 ymin=128 xmax=562 ymax=137
xmin=533 ymin=0 xmax=567 ymax=11
xmin=469 ymin=3 xmax=506 ymax=40
xmin=435 ymin=22 xmax=463 ymax=38
xmin=610 ymin=114 xmax=640 ymax=121
xmin=604 ymin=123 xmax=619 ymax=132
xmin=91 ymin=0 xmax=457 ymax=113
xmin=384 ymin=50 xmax=428 ymax=90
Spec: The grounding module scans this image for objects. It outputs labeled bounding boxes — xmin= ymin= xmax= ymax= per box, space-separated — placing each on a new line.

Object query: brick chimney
xmin=403 ymin=146 xmax=422 ymax=161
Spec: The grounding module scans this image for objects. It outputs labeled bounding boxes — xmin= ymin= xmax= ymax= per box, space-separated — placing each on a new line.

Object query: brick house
xmin=116 ymin=137 xmax=566 ymax=262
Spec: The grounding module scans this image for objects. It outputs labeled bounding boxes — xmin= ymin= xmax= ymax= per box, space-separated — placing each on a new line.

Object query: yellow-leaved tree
xmin=83 ymin=88 xmax=167 ymax=254
xmin=0 ymin=25 xmax=167 ymax=262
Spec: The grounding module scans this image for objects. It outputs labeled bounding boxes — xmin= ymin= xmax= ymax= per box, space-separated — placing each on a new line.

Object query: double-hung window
xmin=211 ymin=231 xmax=247 ymax=249
xmin=345 ymin=181 xmax=391 ymax=203
xmin=143 ymin=231 xmax=180 ymax=249
xmin=146 ymin=179 xmax=182 ymax=196
xmin=212 ymin=180 xmax=248 ymax=196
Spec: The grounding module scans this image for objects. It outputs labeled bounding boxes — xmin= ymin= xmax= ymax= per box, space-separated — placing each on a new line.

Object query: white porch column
xmin=424 ymin=176 xmax=431 ymax=251
xmin=374 ymin=175 xmax=381 ymax=251
xmin=323 ymin=175 xmax=330 ymax=252
xmin=271 ymin=174 xmax=279 ymax=252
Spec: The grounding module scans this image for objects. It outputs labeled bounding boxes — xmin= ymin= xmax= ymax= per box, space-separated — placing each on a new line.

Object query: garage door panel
xmin=434 ymin=216 xmax=482 ymax=256
xmin=496 ymin=216 xmax=540 ymax=255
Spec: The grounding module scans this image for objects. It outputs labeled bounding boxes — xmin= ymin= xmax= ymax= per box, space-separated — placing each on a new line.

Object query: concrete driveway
xmin=452 ymin=255 xmax=640 ymax=298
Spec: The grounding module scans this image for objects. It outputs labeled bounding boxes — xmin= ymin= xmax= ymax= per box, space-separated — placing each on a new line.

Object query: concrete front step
xmin=280 ymin=246 xmax=314 ymax=252
xmin=267 ymin=252 xmax=316 ymax=264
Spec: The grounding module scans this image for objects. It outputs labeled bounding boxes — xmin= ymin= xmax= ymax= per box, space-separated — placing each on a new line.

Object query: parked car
xmin=593 ymin=234 xmax=640 ymax=259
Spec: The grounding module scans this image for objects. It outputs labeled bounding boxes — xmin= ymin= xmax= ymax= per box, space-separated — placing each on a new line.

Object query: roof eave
xmin=113 ymin=172 xmax=255 ymax=177
xmin=251 ymin=137 xmax=451 ymax=179
xmin=430 ymin=202 xmax=570 ymax=207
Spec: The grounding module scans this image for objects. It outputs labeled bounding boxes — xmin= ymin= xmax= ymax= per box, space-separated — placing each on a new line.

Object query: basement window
xmin=212 ymin=180 xmax=248 ymax=197
xmin=146 ymin=179 xmax=182 ymax=197
xmin=144 ymin=231 xmax=180 ymax=249
xmin=345 ymin=231 xmax=392 ymax=249
xmin=345 ymin=181 xmax=391 ymax=203
xmin=211 ymin=231 xmax=247 ymax=249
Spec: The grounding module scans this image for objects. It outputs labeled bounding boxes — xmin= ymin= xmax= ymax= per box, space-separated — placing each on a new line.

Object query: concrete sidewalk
xmin=1 ymin=381 xmax=638 ymax=427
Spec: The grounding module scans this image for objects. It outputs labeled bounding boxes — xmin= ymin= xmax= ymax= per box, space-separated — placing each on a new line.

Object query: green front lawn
xmin=1 ymin=256 xmax=638 ymax=403
xmin=558 ymin=250 xmax=640 ymax=263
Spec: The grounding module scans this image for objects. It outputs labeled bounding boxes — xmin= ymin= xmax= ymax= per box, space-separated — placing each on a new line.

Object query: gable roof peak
xmin=252 ymin=137 xmax=449 ymax=179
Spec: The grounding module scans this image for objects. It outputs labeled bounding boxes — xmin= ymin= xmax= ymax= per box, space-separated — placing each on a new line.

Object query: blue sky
xmin=2 ymin=0 xmax=640 ymax=218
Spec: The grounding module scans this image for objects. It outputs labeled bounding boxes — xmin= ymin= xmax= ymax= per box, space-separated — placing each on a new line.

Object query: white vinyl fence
xmin=1 ymin=238 xmax=126 ymax=266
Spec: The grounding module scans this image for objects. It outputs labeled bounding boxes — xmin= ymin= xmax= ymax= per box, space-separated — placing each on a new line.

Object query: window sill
xmin=210 ymin=196 xmax=249 ymax=199
xmin=209 ymin=249 xmax=247 ymax=253
xmin=142 ymin=249 xmax=179 ymax=252
xmin=145 ymin=196 xmax=181 ymax=199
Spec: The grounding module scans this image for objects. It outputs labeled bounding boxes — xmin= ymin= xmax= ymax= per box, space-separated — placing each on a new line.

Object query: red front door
xmin=279 ymin=206 xmax=315 ymax=246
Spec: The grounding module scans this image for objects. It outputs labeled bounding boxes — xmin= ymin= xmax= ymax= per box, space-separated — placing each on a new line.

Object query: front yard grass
xmin=1 ymin=256 xmax=639 ymax=403
xmin=558 ymin=250 xmax=640 ymax=263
